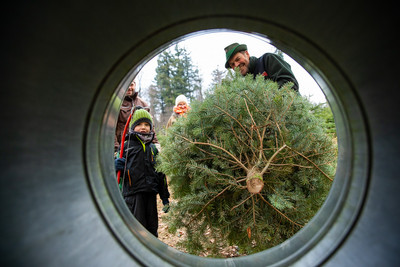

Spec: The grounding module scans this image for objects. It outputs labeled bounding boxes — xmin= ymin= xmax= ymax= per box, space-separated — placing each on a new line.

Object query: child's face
xmin=134 ymin=122 xmax=151 ymax=133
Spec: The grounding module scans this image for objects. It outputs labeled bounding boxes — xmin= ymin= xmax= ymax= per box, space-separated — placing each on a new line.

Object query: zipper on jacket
xmin=135 ymin=135 xmax=155 ymax=161
xmin=127 ymin=169 xmax=132 ymax=186
xmin=136 ymin=135 xmax=146 ymax=152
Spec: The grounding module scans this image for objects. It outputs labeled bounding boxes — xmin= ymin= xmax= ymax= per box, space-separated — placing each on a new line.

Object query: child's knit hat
xmin=129 ymin=109 xmax=153 ymax=130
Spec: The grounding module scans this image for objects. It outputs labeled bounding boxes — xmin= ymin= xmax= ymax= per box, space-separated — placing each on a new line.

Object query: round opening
xmin=133 ymin=31 xmax=336 ymax=256
xmin=85 ymin=17 xmax=369 ymax=266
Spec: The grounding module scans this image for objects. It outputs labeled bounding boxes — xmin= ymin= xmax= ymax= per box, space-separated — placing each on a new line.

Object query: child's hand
xmin=162 ymin=204 xmax=170 ymax=213
xmin=115 ymin=158 xmax=126 ymax=171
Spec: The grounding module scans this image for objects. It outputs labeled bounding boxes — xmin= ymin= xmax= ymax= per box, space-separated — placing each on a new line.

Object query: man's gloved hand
xmin=115 ymin=158 xmax=126 ymax=171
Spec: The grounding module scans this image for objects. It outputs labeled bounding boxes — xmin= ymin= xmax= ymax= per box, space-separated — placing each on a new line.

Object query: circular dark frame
xmin=85 ymin=17 xmax=369 ymax=266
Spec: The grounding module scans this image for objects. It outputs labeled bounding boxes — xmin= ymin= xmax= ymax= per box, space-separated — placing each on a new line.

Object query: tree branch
xmin=244 ymin=98 xmax=262 ymax=144
xmin=188 ymin=185 xmax=231 ymax=225
xmin=258 ymin=193 xmax=304 ymax=227
xmin=270 ymin=163 xmax=313 ymax=169
xmin=175 ymin=133 xmax=249 ymax=172
xmin=276 ymin=93 xmax=295 ymax=125
xmin=214 ymin=104 xmax=252 ymax=139
xmin=243 ymin=98 xmax=265 ymax=164
xmin=230 ymin=193 xmax=253 ymax=211
xmin=194 ymin=145 xmax=241 ymax=168
xmin=260 ymin=144 xmax=287 ymax=175
xmin=287 ymin=145 xmax=333 ymax=181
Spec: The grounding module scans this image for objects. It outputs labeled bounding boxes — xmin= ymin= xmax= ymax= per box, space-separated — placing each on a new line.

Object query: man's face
xmin=228 ymin=51 xmax=250 ymax=75
xmin=126 ymin=81 xmax=136 ymax=96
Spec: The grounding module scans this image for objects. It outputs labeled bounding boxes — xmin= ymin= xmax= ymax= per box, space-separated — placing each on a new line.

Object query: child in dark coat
xmin=115 ymin=109 xmax=169 ymax=237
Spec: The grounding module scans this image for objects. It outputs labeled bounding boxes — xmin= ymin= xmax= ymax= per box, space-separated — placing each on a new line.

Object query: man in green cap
xmin=224 ymin=43 xmax=299 ymax=91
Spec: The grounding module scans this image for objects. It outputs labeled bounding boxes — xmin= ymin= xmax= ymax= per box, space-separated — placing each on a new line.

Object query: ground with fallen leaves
xmin=157 ymin=195 xmax=242 ymax=258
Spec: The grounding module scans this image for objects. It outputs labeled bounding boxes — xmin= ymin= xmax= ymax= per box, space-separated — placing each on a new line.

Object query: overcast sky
xmin=136 ymin=31 xmax=327 ymax=104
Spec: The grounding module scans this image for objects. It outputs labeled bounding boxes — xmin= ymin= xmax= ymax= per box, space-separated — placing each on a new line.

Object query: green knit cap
xmin=129 ymin=109 xmax=153 ymax=130
xmin=224 ymin=43 xmax=247 ymax=68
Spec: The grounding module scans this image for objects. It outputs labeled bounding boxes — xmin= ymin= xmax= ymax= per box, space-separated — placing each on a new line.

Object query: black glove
xmin=115 ymin=158 xmax=126 ymax=172
xmin=162 ymin=204 xmax=170 ymax=213
xmin=162 ymin=199 xmax=170 ymax=213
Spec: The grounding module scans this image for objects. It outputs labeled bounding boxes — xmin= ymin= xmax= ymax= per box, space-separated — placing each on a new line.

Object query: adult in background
xmin=115 ymin=80 xmax=158 ymax=153
xmin=166 ymin=94 xmax=190 ymax=129
xmin=224 ymin=43 xmax=299 ymax=91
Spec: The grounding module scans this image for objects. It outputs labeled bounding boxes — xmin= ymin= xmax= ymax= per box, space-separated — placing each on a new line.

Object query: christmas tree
xmin=157 ymin=72 xmax=337 ymax=257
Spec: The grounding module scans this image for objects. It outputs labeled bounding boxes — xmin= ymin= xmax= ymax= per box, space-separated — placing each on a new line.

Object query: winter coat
xmin=166 ymin=112 xmax=178 ymax=129
xmin=114 ymin=93 xmax=158 ymax=151
xmin=120 ymin=132 xmax=169 ymax=200
xmin=248 ymin=53 xmax=299 ymax=91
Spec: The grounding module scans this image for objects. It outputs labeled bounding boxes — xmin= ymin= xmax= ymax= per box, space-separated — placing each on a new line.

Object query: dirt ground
xmin=156 ymin=197 xmax=187 ymax=253
xmin=156 ymin=197 xmax=241 ymax=258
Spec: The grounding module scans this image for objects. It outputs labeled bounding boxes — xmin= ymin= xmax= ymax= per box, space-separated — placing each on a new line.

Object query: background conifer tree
xmin=151 ymin=44 xmax=202 ymax=130
xmin=158 ymin=72 xmax=337 ymax=257
xmin=312 ymin=103 xmax=336 ymax=137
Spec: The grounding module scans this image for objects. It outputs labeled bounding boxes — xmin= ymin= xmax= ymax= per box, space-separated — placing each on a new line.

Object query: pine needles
xmin=157 ymin=73 xmax=337 ymax=257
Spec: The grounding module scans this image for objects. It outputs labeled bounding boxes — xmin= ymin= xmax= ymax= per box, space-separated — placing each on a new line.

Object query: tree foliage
xmin=210 ymin=67 xmax=226 ymax=88
xmin=157 ymin=72 xmax=337 ymax=257
xmin=152 ymin=45 xmax=202 ymax=116
xmin=311 ymin=103 xmax=336 ymax=137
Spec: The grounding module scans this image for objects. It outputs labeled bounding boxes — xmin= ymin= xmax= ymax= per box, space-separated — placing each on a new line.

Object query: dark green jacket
xmin=249 ymin=53 xmax=299 ymax=91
